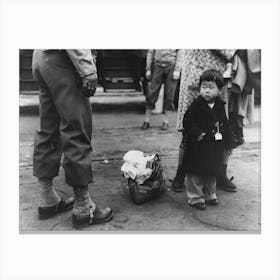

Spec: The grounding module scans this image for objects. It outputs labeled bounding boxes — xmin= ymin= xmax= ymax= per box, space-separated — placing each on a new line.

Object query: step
xmin=20 ymin=50 xmax=33 ymax=55
xmin=20 ymin=90 xmax=38 ymax=95
xmin=101 ymin=59 xmax=139 ymax=68
xmin=103 ymin=82 xmax=141 ymax=91
xmin=20 ymin=55 xmax=33 ymax=68
xmin=102 ymin=70 xmax=139 ymax=78
xmin=20 ymin=68 xmax=33 ymax=80
xmin=20 ymin=80 xmax=38 ymax=91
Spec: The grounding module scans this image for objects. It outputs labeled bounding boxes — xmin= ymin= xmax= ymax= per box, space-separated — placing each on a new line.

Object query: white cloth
xmin=121 ymin=150 xmax=155 ymax=184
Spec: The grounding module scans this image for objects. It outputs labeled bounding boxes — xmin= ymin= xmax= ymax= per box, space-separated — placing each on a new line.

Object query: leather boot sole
xmin=189 ymin=202 xmax=206 ymax=210
xmin=206 ymin=199 xmax=219 ymax=206
xmin=217 ymin=185 xmax=237 ymax=192
xmin=72 ymin=207 xmax=113 ymax=229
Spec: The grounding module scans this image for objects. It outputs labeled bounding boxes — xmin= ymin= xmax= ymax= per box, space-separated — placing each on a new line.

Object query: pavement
xmin=19 ymin=89 xmax=261 ymax=232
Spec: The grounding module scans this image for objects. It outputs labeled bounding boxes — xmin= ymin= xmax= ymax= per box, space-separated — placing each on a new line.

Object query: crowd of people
xmin=31 ymin=49 xmax=261 ymax=227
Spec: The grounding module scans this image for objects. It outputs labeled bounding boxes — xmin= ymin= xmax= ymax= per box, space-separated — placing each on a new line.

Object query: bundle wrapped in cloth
xmin=121 ymin=150 xmax=166 ymax=205
xmin=121 ymin=150 xmax=155 ymax=184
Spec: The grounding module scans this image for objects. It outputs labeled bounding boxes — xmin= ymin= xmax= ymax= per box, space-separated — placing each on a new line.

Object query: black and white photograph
xmin=1 ymin=1 xmax=280 ymax=280
xmin=19 ymin=49 xmax=261 ymax=232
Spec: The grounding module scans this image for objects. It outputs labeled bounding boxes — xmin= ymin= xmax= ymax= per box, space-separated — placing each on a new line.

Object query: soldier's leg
xmin=33 ymin=86 xmax=62 ymax=181
xmin=42 ymin=53 xmax=93 ymax=187
xmin=32 ymin=50 xmax=63 ymax=210
xmin=34 ymin=87 xmax=62 ymax=209
xmin=40 ymin=50 xmax=112 ymax=226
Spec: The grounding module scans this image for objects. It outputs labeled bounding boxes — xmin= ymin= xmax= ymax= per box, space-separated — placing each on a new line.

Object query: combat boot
xmin=72 ymin=186 xmax=113 ymax=229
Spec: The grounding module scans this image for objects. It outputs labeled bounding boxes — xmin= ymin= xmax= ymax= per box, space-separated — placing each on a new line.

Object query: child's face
xmin=200 ymin=81 xmax=220 ymax=102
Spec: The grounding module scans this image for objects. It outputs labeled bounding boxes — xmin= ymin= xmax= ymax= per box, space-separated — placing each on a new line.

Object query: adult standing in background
xmin=141 ymin=49 xmax=183 ymax=131
xmin=32 ymin=49 xmax=113 ymax=228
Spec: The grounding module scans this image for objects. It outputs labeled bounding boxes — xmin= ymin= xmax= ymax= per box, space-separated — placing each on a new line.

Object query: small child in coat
xmin=182 ymin=69 xmax=234 ymax=210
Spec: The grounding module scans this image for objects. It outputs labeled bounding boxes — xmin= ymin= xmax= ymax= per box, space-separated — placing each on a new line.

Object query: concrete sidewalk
xmin=19 ymin=88 xmax=261 ymax=123
xmin=19 ymin=110 xmax=261 ymax=232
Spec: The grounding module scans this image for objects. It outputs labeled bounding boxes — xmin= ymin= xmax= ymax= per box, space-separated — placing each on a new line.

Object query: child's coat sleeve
xmin=183 ymin=102 xmax=204 ymax=139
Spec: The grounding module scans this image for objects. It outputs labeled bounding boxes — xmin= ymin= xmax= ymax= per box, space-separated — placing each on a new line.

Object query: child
xmin=182 ymin=69 xmax=234 ymax=210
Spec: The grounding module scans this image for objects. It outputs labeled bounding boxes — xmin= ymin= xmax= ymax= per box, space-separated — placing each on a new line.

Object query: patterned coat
xmin=176 ymin=49 xmax=236 ymax=131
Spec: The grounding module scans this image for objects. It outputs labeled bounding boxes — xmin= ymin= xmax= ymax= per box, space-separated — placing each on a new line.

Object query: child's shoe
xmin=190 ymin=202 xmax=206 ymax=210
xmin=206 ymin=198 xmax=219 ymax=206
xmin=172 ymin=180 xmax=185 ymax=192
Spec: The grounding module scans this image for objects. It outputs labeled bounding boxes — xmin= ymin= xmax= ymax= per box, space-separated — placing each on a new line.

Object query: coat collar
xmin=196 ymin=95 xmax=225 ymax=106
xmin=196 ymin=96 xmax=225 ymax=121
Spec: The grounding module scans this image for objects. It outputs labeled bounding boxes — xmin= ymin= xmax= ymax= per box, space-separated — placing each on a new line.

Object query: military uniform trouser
xmin=146 ymin=62 xmax=178 ymax=111
xmin=32 ymin=50 xmax=93 ymax=186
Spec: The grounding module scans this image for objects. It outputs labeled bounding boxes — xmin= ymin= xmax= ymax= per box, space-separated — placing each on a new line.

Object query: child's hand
xmin=197 ymin=133 xmax=206 ymax=142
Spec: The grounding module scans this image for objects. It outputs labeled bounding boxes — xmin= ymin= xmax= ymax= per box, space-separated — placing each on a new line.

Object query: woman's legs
xmin=216 ymin=150 xmax=237 ymax=192
xmin=172 ymin=134 xmax=186 ymax=192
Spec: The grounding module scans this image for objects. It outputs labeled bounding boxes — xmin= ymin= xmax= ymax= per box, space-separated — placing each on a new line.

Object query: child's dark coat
xmin=183 ymin=96 xmax=234 ymax=175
